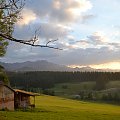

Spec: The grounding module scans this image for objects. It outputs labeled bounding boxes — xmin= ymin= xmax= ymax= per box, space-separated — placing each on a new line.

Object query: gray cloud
xmin=87 ymin=32 xmax=107 ymax=45
xmin=85 ymin=32 xmax=120 ymax=50
xmin=5 ymin=28 xmax=119 ymax=65
xmin=3 ymin=41 xmax=120 ymax=65
xmin=49 ymin=47 xmax=120 ymax=65
xmin=24 ymin=0 xmax=93 ymax=23
xmin=80 ymin=14 xmax=95 ymax=23
xmin=2 ymin=41 xmax=60 ymax=63
xmin=14 ymin=22 xmax=68 ymax=43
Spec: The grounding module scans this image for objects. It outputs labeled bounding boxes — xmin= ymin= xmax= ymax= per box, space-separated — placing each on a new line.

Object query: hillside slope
xmin=0 ymin=95 xmax=120 ymax=120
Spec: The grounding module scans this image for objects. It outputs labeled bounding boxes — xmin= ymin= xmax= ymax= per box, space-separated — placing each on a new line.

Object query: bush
xmin=42 ymin=89 xmax=55 ymax=96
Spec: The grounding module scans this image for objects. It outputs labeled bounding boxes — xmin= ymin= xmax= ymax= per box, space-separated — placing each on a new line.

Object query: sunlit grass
xmin=0 ymin=95 xmax=120 ymax=120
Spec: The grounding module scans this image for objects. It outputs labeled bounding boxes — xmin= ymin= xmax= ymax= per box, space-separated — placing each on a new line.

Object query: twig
xmin=0 ymin=33 xmax=62 ymax=50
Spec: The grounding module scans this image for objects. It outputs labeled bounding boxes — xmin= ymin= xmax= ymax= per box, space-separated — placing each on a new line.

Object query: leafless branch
xmin=0 ymin=33 xmax=62 ymax=50
xmin=46 ymin=39 xmax=58 ymax=46
xmin=0 ymin=0 xmax=25 ymax=10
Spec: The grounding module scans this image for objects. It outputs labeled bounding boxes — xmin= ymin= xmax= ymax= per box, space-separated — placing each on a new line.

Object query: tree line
xmin=7 ymin=71 xmax=120 ymax=90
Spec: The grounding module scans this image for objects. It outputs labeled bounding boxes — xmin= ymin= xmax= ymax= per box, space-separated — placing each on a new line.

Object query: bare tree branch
xmin=0 ymin=33 xmax=62 ymax=50
xmin=46 ymin=39 xmax=58 ymax=46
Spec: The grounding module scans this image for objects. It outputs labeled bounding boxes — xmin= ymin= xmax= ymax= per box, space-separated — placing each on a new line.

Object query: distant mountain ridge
xmin=0 ymin=60 xmax=71 ymax=71
xmin=0 ymin=60 xmax=119 ymax=72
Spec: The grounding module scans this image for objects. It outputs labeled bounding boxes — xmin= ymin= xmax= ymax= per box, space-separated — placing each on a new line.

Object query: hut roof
xmin=0 ymin=82 xmax=39 ymax=96
xmin=14 ymin=89 xmax=39 ymax=96
xmin=0 ymin=82 xmax=15 ymax=92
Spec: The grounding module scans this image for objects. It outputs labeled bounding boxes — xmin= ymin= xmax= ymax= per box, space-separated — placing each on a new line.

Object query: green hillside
xmin=51 ymin=82 xmax=95 ymax=97
xmin=0 ymin=95 xmax=120 ymax=120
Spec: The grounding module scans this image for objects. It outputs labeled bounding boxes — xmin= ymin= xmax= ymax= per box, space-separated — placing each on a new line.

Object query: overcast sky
xmin=1 ymin=0 xmax=120 ymax=69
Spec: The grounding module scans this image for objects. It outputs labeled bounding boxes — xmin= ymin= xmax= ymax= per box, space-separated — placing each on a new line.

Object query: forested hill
xmin=7 ymin=71 xmax=120 ymax=89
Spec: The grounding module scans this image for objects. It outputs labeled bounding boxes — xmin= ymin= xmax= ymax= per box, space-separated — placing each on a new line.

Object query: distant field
xmin=106 ymin=81 xmax=120 ymax=89
xmin=0 ymin=95 xmax=120 ymax=120
xmin=51 ymin=82 xmax=95 ymax=97
xmin=51 ymin=81 xmax=120 ymax=97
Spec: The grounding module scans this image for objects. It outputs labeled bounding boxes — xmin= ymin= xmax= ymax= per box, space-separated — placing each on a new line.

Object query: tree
xmin=95 ymin=73 xmax=109 ymax=90
xmin=0 ymin=65 xmax=9 ymax=85
xmin=0 ymin=0 xmax=23 ymax=56
xmin=0 ymin=0 xmax=61 ymax=57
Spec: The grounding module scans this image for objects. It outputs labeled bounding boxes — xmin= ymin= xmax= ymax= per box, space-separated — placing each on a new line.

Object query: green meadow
xmin=52 ymin=82 xmax=95 ymax=97
xmin=50 ymin=81 xmax=120 ymax=98
xmin=0 ymin=95 xmax=120 ymax=120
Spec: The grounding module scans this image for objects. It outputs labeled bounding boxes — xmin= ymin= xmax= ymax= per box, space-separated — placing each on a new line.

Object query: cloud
xmin=13 ymin=0 xmax=94 ymax=54
xmin=2 ymin=42 xmax=120 ymax=65
xmin=62 ymin=32 xmax=109 ymax=49
xmin=14 ymin=22 xmax=69 ymax=44
xmin=108 ymin=42 xmax=120 ymax=50
xmin=50 ymin=47 xmax=120 ymax=65
xmin=87 ymin=32 xmax=108 ymax=45
xmin=65 ymin=39 xmax=89 ymax=49
xmin=2 ymin=41 xmax=60 ymax=63
xmin=67 ymin=31 xmax=120 ymax=49
xmin=24 ymin=0 xmax=93 ymax=23
xmin=17 ymin=8 xmax=37 ymax=26
xmin=86 ymin=32 xmax=120 ymax=50
xmin=80 ymin=14 xmax=95 ymax=23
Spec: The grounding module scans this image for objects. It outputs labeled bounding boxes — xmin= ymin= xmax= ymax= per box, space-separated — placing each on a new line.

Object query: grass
xmin=0 ymin=95 xmax=120 ymax=120
xmin=106 ymin=81 xmax=120 ymax=89
xmin=52 ymin=82 xmax=95 ymax=97
xmin=50 ymin=81 xmax=120 ymax=98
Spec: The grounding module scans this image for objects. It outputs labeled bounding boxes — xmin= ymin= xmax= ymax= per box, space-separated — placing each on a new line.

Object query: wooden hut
xmin=14 ymin=89 xmax=37 ymax=109
xmin=0 ymin=81 xmax=15 ymax=110
xmin=0 ymin=80 xmax=38 ymax=110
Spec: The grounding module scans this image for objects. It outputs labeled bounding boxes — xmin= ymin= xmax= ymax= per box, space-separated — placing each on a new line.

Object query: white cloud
xmin=87 ymin=32 xmax=108 ymax=45
xmin=25 ymin=0 xmax=93 ymax=24
xmin=17 ymin=8 xmax=37 ymax=26
xmin=68 ymin=0 xmax=92 ymax=14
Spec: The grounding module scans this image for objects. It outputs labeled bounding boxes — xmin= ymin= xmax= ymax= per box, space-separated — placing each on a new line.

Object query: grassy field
xmin=106 ymin=81 xmax=120 ymax=89
xmin=0 ymin=95 xmax=120 ymax=120
xmin=50 ymin=81 xmax=120 ymax=97
xmin=52 ymin=82 xmax=95 ymax=97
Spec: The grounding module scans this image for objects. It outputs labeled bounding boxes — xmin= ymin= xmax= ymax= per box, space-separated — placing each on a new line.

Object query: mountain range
xmin=0 ymin=60 xmax=119 ymax=72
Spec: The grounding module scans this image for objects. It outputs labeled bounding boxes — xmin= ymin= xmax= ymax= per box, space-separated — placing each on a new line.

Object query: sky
xmin=1 ymin=0 xmax=120 ymax=70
